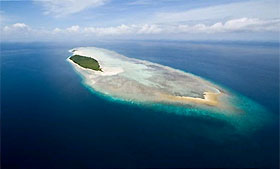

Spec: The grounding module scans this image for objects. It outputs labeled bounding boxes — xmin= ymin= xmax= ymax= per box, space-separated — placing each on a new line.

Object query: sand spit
xmin=158 ymin=92 xmax=221 ymax=106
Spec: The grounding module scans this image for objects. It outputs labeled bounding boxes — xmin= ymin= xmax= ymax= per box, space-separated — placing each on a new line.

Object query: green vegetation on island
xmin=69 ymin=55 xmax=102 ymax=71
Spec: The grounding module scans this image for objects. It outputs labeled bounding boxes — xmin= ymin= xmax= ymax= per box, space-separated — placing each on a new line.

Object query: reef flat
xmin=67 ymin=47 xmax=234 ymax=110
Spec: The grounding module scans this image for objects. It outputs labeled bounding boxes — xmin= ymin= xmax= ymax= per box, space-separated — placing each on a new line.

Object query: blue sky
xmin=0 ymin=0 xmax=279 ymax=42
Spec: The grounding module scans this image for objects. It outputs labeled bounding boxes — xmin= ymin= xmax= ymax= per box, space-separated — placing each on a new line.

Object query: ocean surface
xmin=1 ymin=41 xmax=279 ymax=168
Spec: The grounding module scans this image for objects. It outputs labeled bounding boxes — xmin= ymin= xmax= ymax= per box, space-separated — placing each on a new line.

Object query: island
xmin=69 ymin=54 xmax=102 ymax=71
xmin=67 ymin=47 xmax=229 ymax=108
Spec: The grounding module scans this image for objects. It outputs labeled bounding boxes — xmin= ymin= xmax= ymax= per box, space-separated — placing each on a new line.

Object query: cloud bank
xmin=1 ymin=18 xmax=279 ymax=41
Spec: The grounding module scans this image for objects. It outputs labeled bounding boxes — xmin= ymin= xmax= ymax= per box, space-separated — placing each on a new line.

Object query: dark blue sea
xmin=1 ymin=40 xmax=279 ymax=168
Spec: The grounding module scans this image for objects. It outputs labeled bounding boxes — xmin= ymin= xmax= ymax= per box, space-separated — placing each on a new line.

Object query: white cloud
xmin=36 ymin=0 xmax=108 ymax=17
xmin=222 ymin=18 xmax=280 ymax=32
xmin=3 ymin=23 xmax=30 ymax=32
xmin=66 ymin=25 xmax=80 ymax=32
xmin=175 ymin=18 xmax=280 ymax=33
xmin=12 ymin=23 xmax=29 ymax=29
xmin=1 ymin=23 xmax=34 ymax=41
xmin=137 ymin=24 xmax=162 ymax=34
xmin=53 ymin=27 xmax=62 ymax=33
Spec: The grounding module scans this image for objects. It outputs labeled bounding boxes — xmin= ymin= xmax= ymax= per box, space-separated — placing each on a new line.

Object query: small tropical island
xmin=69 ymin=54 xmax=102 ymax=71
xmin=68 ymin=47 xmax=227 ymax=108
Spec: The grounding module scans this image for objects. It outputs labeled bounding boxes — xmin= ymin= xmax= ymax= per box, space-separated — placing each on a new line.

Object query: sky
xmin=0 ymin=0 xmax=279 ymax=42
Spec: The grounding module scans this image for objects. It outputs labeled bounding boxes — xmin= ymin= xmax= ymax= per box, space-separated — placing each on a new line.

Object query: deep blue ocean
xmin=1 ymin=40 xmax=279 ymax=168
